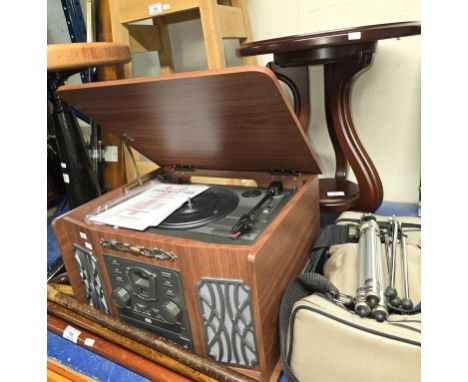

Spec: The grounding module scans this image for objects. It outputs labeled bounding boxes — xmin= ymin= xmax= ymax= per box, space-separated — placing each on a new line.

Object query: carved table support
xmin=322 ymin=48 xmax=383 ymax=212
xmin=238 ymin=21 xmax=421 ymax=213
xmin=269 ymin=44 xmax=383 ymax=212
xmin=266 ymin=62 xmax=310 ymax=131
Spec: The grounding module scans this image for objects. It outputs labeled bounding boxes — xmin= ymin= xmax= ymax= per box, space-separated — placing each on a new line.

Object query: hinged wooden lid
xmin=58 ymin=66 xmax=322 ymax=174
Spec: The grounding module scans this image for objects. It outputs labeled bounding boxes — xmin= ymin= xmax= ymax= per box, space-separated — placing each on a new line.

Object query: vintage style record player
xmin=53 ymin=66 xmax=322 ymax=381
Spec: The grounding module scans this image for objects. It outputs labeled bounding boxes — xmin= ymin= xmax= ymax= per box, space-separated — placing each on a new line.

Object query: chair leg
xmin=108 ymin=0 xmax=132 ymax=78
xmin=230 ymin=0 xmax=256 ymax=65
xmin=154 ymin=16 xmax=175 ymax=75
xmin=199 ymin=0 xmax=227 ymax=69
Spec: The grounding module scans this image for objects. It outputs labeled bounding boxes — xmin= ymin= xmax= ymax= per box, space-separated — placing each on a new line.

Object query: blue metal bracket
xmin=60 ymin=0 xmax=89 ymax=83
xmin=60 ymin=0 xmax=90 ymax=122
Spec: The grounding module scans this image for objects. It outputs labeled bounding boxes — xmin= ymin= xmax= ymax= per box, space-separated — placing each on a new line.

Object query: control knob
xmin=161 ymin=301 xmax=181 ymax=324
xmin=112 ymin=287 xmax=131 ymax=308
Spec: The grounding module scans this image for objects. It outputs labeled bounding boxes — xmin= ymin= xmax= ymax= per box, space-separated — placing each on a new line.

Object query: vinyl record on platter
xmin=158 ymin=187 xmax=239 ymax=229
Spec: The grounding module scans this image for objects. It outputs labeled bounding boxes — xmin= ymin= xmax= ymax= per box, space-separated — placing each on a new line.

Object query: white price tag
xmin=63 ymin=325 xmax=81 ymax=343
xmin=84 ymin=338 xmax=95 ymax=347
xmin=162 ymin=3 xmax=171 ymax=10
xmin=348 ymin=32 xmax=361 ymax=40
xmin=327 ymin=191 xmax=345 ymax=197
xmin=85 ymin=242 xmax=93 ymax=250
xmin=148 ymin=3 xmax=162 ymax=15
xmin=103 ymin=146 xmax=118 ymax=162
xmin=61 ymin=162 xmax=67 ymax=169
xmin=79 ymin=232 xmax=88 ymax=240
xmin=63 ymin=173 xmax=70 ymax=184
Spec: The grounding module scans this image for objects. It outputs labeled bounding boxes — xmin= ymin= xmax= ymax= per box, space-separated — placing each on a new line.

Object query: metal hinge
xmin=172 ymin=164 xmax=195 ymax=172
xmin=269 ymin=168 xmax=301 ymax=176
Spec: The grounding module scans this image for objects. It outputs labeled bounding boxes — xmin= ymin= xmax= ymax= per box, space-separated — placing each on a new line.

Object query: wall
xmin=246 ymin=0 xmax=421 ymax=203
xmin=48 ymin=0 xmax=421 ymax=203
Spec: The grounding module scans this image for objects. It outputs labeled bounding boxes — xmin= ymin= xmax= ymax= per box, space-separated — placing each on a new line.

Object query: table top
xmin=238 ymin=21 xmax=421 ymax=56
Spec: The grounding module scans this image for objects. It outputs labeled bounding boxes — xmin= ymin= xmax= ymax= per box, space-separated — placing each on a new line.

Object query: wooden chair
xmin=108 ymin=0 xmax=256 ymax=77
xmin=106 ymin=0 xmax=257 ymax=184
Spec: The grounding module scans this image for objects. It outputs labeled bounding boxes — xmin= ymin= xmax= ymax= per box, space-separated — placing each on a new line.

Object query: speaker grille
xmin=197 ymin=278 xmax=258 ymax=368
xmin=73 ymin=245 xmax=110 ymax=314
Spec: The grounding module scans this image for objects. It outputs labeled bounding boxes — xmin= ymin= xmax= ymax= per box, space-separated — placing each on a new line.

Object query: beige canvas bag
xmin=279 ymin=212 xmax=421 ymax=382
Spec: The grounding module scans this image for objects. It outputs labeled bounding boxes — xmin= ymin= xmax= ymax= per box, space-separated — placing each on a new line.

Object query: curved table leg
xmin=266 ymin=62 xmax=310 ymax=132
xmin=322 ymin=49 xmax=383 ymax=212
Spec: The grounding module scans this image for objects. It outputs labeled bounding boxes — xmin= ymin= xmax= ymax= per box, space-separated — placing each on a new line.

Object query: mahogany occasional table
xmin=238 ymin=21 xmax=421 ymax=212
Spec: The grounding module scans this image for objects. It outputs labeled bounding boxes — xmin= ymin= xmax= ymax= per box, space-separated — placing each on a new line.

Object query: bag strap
xmin=279 ymin=272 xmax=337 ymax=381
xmin=308 ymin=224 xmax=354 ymax=272
xmin=279 ymin=225 xmax=349 ymax=381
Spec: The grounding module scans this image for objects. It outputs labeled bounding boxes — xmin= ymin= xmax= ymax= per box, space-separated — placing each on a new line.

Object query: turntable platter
xmin=158 ymin=187 xmax=239 ymax=229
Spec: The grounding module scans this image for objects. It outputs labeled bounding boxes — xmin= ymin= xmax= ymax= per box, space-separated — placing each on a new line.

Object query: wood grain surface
xmin=48 ymin=313 xmax=192 ymax=382
xmin=48 ymin=301 xmax=218 ymax=382
xmin=47 ymin=42 xmax=131 ymax=72
xmin=48 ymin=286 xmax=256 ymax=382
xmin=238 ymin=22 xmax=420 ymax=213
xmin=238 ymin=21 xmax=421 ymax=56
xmin=52 ymin=171 xmax=320 ymax=381
xmin=119 ymin=0 xmax=199 ymax=24
xmin=52 ymin=66 xmax=322 ymax=381
xmin=57 ymin=66 xmax=322 ymax=175
xmin=47 ymin=359 xmax=95 ymax=382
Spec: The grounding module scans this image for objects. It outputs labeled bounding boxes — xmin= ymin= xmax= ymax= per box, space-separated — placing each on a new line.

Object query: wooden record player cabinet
xmin=53 ymin=66 xmax=322 ymax=381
